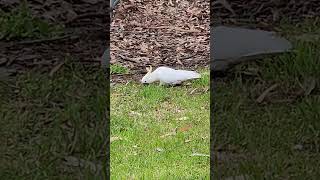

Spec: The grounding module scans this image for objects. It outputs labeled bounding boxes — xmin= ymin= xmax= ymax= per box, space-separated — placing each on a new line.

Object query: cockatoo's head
xmin=141 ymin=66 xmax=154 ymax=84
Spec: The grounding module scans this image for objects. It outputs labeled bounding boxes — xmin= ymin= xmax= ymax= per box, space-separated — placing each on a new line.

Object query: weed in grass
xmin=110 ymin=64 xmax=129 ymax=74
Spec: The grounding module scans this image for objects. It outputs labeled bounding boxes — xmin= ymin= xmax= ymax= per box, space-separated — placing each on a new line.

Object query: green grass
xmin=0 ymin=1 xmax=63 ymax=40
xmin=110 ymin=64 xmax=129 ymax=74
xmin=0 ymin=62 xmax=108 ymax=179
xmin=111 ymin=69 xmax=210 ymax=179
xmin=213 ymin=22 xmax=320 ymax=179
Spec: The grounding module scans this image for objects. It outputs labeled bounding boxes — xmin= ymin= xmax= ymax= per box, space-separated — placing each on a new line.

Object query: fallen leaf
xmin=189 ymin=88 xmax=198 ymax=95
xmin=178 ymin=124 xmax=192 ymax=132
xmin=256 ymin=83 xmax=278 ymax=103
xmin=301 ymin=77 xmax=316 ymax=96
xmin=129 ymin=111 xmax=142 ymax=116
xmin=155 ymin=148 xmax=164 ymax=152
xmin=111 ymin=136 xmax=122 ymax=142
xmin=178 ymin=117 xmax=188 ymax=121
xmin=160 ymin=131 xmax=176 ymax=138
xmin=190 ymin=153 xmax=210 ymax=157
xmin=177 ymin=58 xmax=184 ymax=66
xmin=293 ymin=144 xmax=303 ymax=151
xmin=49 ymin=62 xmax=64 ymax=77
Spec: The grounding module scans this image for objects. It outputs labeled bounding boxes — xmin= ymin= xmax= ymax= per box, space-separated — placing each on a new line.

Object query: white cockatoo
xmin=140 ymin=66 xmax=201 ymax=85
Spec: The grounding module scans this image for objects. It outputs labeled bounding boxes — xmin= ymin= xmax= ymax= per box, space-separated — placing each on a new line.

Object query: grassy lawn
xmin=0 ymin=63 xmax=109 ymax=179
xmin=110 ymin=69 xmax=210 ymax=179
xmin=213 ymin=22 xmax=320 ymax=179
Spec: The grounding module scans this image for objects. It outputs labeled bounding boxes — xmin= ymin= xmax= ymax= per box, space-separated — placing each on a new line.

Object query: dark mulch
xmin=212 ymin=0 xmax=320 ymax=28
xmin=0 ymin=0 xmax=109 ymax=75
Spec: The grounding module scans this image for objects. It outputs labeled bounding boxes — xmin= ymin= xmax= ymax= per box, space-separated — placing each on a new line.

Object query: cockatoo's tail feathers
xmin=191 ymin=71 xmax=201 ymax=78
xmin=194 ymin=73 xmax=201 ymax=78
xmin=176 ymin=70 xmax=201 ymax=79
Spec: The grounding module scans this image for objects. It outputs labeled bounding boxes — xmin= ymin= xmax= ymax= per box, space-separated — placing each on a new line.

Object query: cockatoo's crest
xmin=146 ymin=65 xmax=152 ymax=73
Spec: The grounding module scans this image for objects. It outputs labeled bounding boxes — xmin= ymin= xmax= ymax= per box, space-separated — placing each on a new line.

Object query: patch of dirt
xmin=110 ymin=0 xmax=210 ymax=83
xmin=0 ymin=0 xmax=109 ymax=75
xmin=212 ymin=0 xmax=320 ymax=28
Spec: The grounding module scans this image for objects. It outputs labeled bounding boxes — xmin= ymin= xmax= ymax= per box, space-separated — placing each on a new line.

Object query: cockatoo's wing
xmin=154 ymin=67 xmax=201 ymax=85
xmin=175 ymin=70 xmax=201 ymax=79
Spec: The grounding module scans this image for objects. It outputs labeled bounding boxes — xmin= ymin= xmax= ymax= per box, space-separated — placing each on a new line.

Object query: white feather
xmin=141 ymin=66 xmax=201 ymax=85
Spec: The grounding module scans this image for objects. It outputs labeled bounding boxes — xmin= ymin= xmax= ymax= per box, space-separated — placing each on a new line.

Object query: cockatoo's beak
xmin=140 ymin=65 xmax=154 ymax=85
